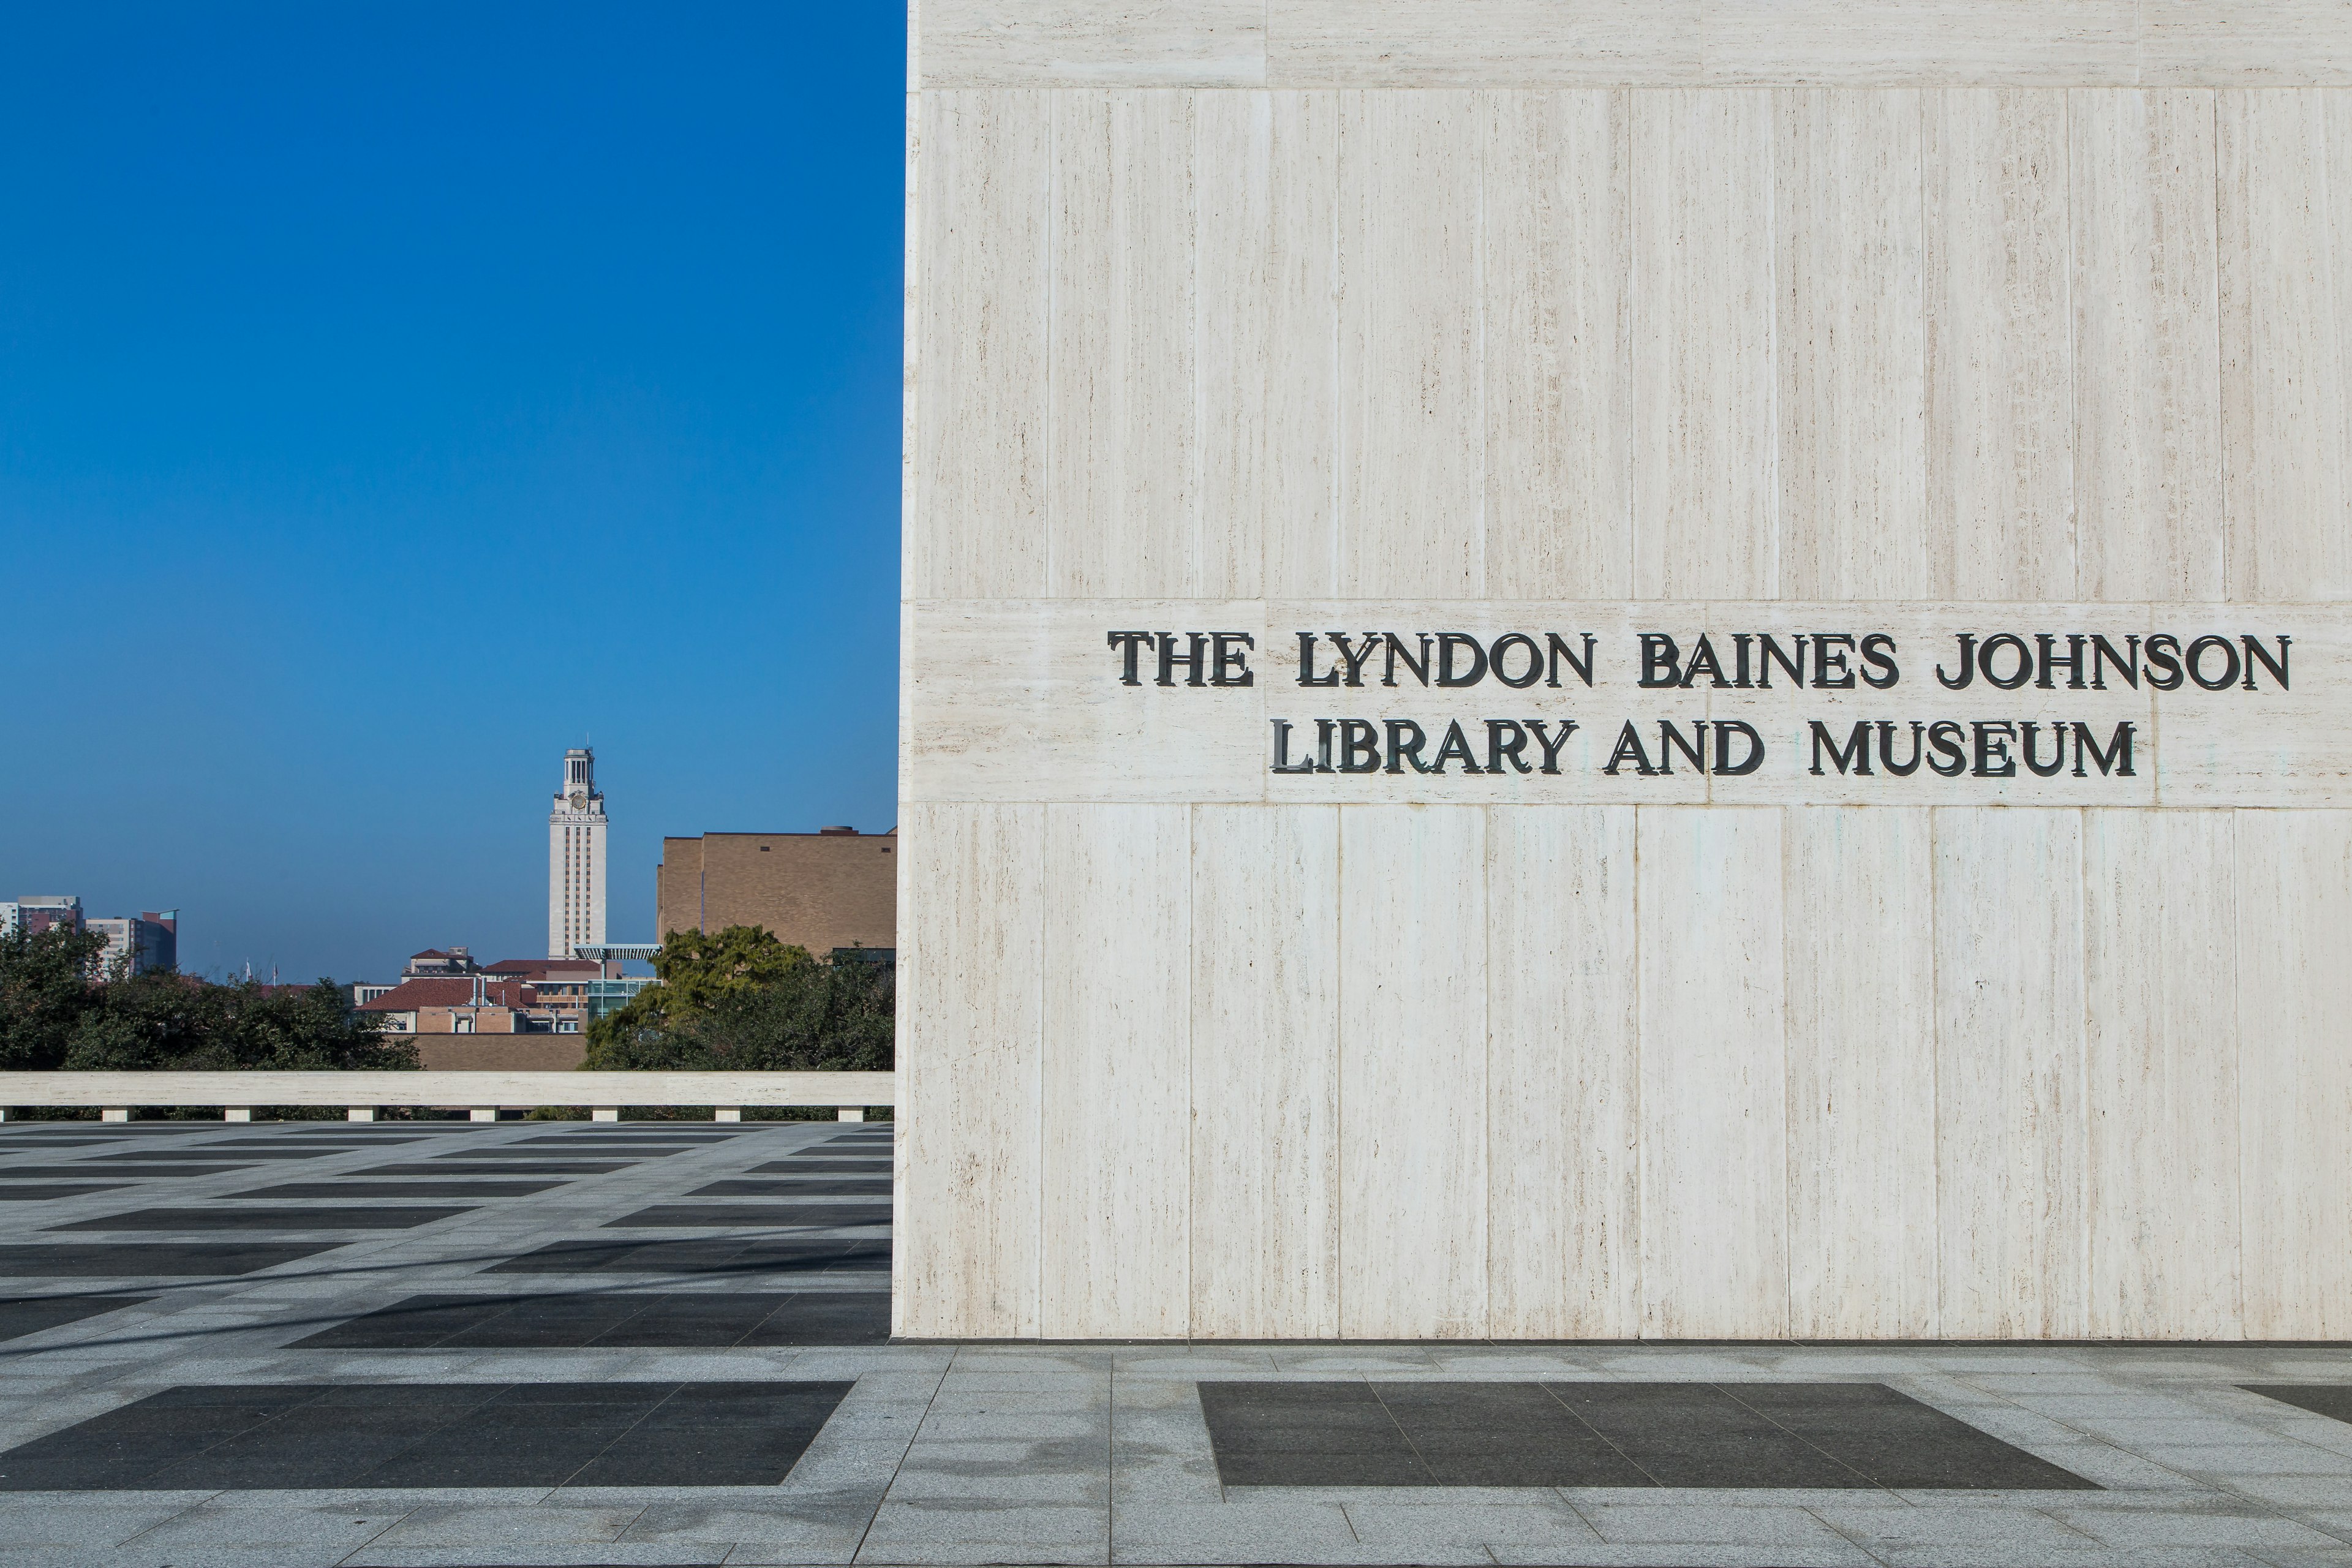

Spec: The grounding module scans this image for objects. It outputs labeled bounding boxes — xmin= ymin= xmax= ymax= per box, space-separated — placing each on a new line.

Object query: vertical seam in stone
xmin=1183 ymin=801 xmax=1195 ymax=1339
xmin=2066 ymin=88 xmax=2082 ymax=598
xmin=1333 ymin=804 xmax=1346 ymax=1338
xmin=1332 ymin=92 xmax=1346 ymax=595
xmin=1480 ymin=802 xmax=1494 ymax=1338
xmin=2074 ymin=805 xmax=2092 ymax=1332
xmin=2230 ymin=806 xmax=2247 ymax=1336
xmin=1765 ymin=88 xmax=1781 ymax=603
xmin=1474 ymin=88 xmax=1488 ymax=598
xmin=1780 ymin=807 xmax=1796 ymax=1338
xmin=1631 ymin=805 xmax=1645 ymax=1336
xmin=2211 ymin=88 xmax=2231 ymax=602
xmin=1928 ymin=804 xmax=1944 ymax=1338
xmin=1034 ymin=806 xmax=1047 ymax=1336
xmin=1044 ymin=92 xmax=1058 ymax=598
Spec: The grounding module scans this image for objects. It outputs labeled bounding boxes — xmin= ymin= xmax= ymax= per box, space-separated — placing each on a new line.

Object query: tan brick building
xmin=656 ymin=827 xmax=896 ymax=955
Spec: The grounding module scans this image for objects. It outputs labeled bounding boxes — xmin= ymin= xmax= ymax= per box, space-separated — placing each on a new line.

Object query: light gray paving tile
xmin=350 ymin=1547 xmax=729 ymax=1567
xmin=1110 ymin=1350 xmax=1281 ymax=1376
xmin=775 ymin=1437 xmax=922 ymax=1493
xmin=1814 ymin=1504 xmax=2100 ymax=1548
xmin=1563 ymin=1486 xmax=1911 ymax=1510
xmin=2199 ymin=1477 xmax=2352 ymax=1509
xmin=1956 ymin=1373 xmax=2135 ymax=1395
xmin=0 ymin=1501 xmax=194 ymax=1547
xmin=1486 ymin=1544 xmax=1880 ymax=1567
xmin=118 ymin=1504 xmax=405 ymax=1551
xmin=1343 ymin=1498 xmax=1603 ymax=1545
xmin=619 ymin=1502 xmax=865 ymax=1562
xmin=2288 ymin=1508 xmax=2352 ymax=1532
xmin=885 ymin=1442 xmax=1107 ymax=1505
xmin=937 ymin=1350 xmax=1112 ymax=1376
xmin=916 ymin=1404 xmax=1105 ymax=1436
xmin=856 ymin=1499 xmax=1107 ymax=1551
xmin=1107 ymin=1499 xmax=1375 ymax=1565
xmin=2141 ymin=1445 xmax=2352 ymax=1477
xmin=2061 ymin=1415 xmax=2277 ymax=1446
xmin=2021 ymin=1395 xmax=2235 ymax=1420
xmin=847 ymin=1545 xmax=1104 ymax=1568
xmin=370 ymin=1503 xmax=647 ymax=1545
xmin=2052 ymin=1507 xmax=2346 ymax=1548
xmin=1869 ymin=1550 xmax=2279 ymax=1567
xmin=1584 ymin=1502 xmax=1855 ymax=1545
xmin=1261 ymin=1351 xmax=1443 ymax=1374
xmin=786 ymin=1355 xmax=951 ymax=1386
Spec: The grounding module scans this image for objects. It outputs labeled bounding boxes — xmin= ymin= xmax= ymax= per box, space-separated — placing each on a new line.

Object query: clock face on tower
xmin=568 ymin=790 xmax=587 ymax=809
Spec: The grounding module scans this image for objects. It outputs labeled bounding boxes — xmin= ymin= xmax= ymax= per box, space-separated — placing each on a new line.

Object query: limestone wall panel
xmin=904 ymin=28 xmax=2352 ymax=1338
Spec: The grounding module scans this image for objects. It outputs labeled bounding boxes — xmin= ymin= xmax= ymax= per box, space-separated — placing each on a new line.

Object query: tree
xmin=62 ymin=974 xmax=418 ymax=1072
xmin=583 ymin=925 xmax=892 ymax=1072
xmin=0 ymin=925 xmax=111 ymax=1070
xmin=0 ymin=925 xmax=417 ymax=1076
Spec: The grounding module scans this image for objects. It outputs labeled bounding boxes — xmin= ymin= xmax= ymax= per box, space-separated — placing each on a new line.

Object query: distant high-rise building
xmin=6 ymin=895 xmax=83 ymax=937
xmin=548 ymin=747 xmax=608 ymax=960
xmin=88 ymin=911 xmax=176 ymax=978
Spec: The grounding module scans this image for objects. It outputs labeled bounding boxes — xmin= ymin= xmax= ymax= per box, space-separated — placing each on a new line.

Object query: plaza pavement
xmin=2 ymin=1118 xmax=2352 ymax=1567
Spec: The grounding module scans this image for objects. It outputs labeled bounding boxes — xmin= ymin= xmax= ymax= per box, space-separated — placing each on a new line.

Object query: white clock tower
xmin=548 ymin=747 xmax=608 ymax=960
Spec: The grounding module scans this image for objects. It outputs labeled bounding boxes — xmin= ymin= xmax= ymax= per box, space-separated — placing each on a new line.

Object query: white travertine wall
xmin=897 ymin=1 xmax=2352 ymax=1339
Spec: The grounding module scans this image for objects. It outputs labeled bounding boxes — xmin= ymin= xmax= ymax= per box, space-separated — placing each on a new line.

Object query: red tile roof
xmin=484 ymin=959 xmax=601 ymax=978
xmin=358 ymin=978 xmax=537 ymax=1011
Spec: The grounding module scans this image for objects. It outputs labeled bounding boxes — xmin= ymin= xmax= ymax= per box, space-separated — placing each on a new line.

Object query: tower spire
xmin=547 ymin=747 xmax=608 ymax=960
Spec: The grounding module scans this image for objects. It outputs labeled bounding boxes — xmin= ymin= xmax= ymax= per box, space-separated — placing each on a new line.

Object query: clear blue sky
xmin=0 ymin=3 xmax=907 ymax=982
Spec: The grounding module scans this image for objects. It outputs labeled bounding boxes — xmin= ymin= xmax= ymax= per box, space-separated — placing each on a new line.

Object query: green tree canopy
xmin=0 ymin=926 xmax=415 ymax=1074
xmin=0 ymin=925 xmax=111 ymax=1071
xmin=584 ymin=925 xmax=892 ymax=1072
xmin=62 ymin=974 xmax=417 ymax=1072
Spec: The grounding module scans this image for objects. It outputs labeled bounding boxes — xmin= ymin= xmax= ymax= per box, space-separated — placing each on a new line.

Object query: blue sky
xmin=0 ymin=3 xmax=907 ymax=982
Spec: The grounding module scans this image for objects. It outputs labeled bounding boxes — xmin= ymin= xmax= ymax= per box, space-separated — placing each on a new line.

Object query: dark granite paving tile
xmin=0 ymin=1184 xmax=134 ymax=1200
xmin=601 ymin=1203 xmax=892 ymax=1229
xmin=208 ymin=1137 xmax=426 ymax=1147
xmin=47 ymin=1205 xmax=471 ymax=1232
xmin=2245 ymin=1384 xmax=2352 ymax=1425
xmin=442 ymin=1294 xmax=658 ymax=1348
xmin=688 ymin=1178 xmax=892 ymax=1197
xmin=226 ymin=1180 xmax=564 ymax=1199
xmin=1198 ymin=1383 xmax=1433 ymax=1486
xmin=371 ymin=1159 xmax=625 ymax=1175
xmin=517 ymin=1133 xmax=729 ymax=1147
xmin=564 ymin=1382 xmax=850 ymax=1487
xmin=513 ymin=1137 xmax=706 ymax=1149
xmin=140 ymin=1385 xmax=508 ymax=1491
xmin=1381 ymin=1382 xmax=1652 ymax=1487
xmin=1548 ymin=1382 xmax=1866 ymax=1488
xmin=1198 ymin=1381 xmax=2089 ymax=1491
xmin=290 ymin=1295 xmax=531 ymax=1349
xmin=0 ymin=1164 xmax=252 ymax=1178
xmin=750 ymin=1159 xmax=891 ymax=1174
xmin=737 ymin=1292 xmax=891 ymax=1346
xmin=594 ymin=1292 xmax=794 ymax=1347
xmin=494 ymin=1147 xmax=687 ymax=1161
xmin=485 ymin=1237 xmax=891 ymax=1276
xmin=92 ymin=1148 xmax=332 ymax=1162
xmin=0 ymin=1385 xmax=329 ymax=1491
xmin=0 ymin=1295 xmax=151 ymax=1343
xmin=1725 ymin=1382 xmax=2096 ymax=1491
xmin=0 ymin=1243 xmax=342 ymax=1276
